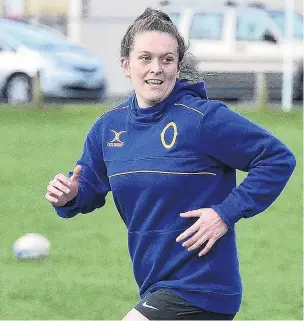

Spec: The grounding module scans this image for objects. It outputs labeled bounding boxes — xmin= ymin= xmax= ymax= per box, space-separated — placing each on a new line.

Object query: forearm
xmin=201 ymin=102 xmax=296 ymax=229
xmin=212 ymin=148 xmax=296 ymax=229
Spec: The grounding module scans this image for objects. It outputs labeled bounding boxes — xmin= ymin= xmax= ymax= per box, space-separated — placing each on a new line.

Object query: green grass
xmin=0 ymin=104 xmax=302 ymax=320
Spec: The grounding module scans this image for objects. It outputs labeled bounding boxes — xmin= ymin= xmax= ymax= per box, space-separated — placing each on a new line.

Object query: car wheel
xmin=5 ymin=74 xmax=32 ymax=104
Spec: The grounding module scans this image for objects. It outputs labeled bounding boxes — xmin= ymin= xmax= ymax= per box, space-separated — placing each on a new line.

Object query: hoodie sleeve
xmin=200 ymin=101 xmax=296 ymax=230
xmin=54 ymin=120 xmax=111 ymax=219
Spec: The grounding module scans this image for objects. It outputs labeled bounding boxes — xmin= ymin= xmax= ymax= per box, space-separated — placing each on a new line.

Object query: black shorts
xmin=135 ymin=289 xmax=236 ymax=320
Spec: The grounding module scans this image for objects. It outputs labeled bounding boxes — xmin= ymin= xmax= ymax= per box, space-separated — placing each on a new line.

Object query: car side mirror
xmin=263 ymin=32 xmax=278 ymax=44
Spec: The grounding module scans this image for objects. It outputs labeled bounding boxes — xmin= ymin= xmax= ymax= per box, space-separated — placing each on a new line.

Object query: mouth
xmin=145 ymin=79 xmax=164 ymax=85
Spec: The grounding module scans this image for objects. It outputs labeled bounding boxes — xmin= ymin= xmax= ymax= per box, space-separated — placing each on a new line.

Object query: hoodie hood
xmin=128 ymin=80 xmax=208 ymax=123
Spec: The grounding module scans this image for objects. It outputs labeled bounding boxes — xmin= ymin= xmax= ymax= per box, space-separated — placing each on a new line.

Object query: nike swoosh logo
xmin=142 ymin=301 xmax=159 ymax=310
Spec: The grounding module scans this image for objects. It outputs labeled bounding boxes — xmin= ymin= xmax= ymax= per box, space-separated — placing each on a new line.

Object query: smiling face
xmin=121 ymin=31 xmax=180 ymax=108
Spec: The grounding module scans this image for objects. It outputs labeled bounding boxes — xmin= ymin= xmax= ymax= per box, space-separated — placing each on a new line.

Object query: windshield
xmin=1 ymin=19 xmax=72 ymax=51
xmin=267 ymin=10 xmax=304 ymax=39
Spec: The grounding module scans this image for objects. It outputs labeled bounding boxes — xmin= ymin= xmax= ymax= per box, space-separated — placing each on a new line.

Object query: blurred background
xmin=0 ymin=1 xmax=302 ymax=320
xmin=0 ymin=0 xmax=303 ymax=107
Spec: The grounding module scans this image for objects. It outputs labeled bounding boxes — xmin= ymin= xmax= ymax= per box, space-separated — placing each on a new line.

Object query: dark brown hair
xmin=121 ymin=7 xmax=201 ymax=82
xmin=120 ymin=8 xmax=186 ymax=62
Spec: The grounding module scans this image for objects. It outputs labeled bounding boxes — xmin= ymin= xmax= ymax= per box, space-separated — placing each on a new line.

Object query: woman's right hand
xmin=45 ymin=165 xmax=82 ymax=207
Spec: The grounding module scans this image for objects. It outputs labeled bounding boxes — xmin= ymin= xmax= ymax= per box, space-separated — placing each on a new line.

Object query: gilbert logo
xmin=107 ymin=130 xmax=126 ymax=147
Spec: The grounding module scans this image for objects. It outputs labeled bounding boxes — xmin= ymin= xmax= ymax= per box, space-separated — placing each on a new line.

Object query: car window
xmin=168 ymin=13 xmax=180 ymax=26
xmin=267 ymin=10 xmax=304 ymax=39
xmin=0 ymin=20 xmax=70 ymax=51
xmin=237 ymin=10 xmax=272 ymax=41
xmin=0 ymin=35 xmax=15 ymax=51
xmin=190 ymin=12 xmax=224 ymax=40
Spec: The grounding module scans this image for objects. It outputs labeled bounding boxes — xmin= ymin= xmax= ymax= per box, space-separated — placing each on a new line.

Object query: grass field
xmin=0 ymin=104 xmax=302 ymax=320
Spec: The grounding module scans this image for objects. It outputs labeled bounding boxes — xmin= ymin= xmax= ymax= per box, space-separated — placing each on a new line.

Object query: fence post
xmin=67 ymin=0 xmax=82 ymax=44
xmin=32 ymin=71 xmax=43 ymax=110
xmin=255 ymin=72 xmax=268 ymax=110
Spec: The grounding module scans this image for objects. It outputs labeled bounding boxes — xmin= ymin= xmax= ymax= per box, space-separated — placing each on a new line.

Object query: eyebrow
xmin=138 ymin=51 xmax=177 ymax=56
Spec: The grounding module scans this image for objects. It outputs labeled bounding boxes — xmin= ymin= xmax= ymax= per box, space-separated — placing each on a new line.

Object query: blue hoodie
xmin=54 ymin=80 xmax=296 ymax=314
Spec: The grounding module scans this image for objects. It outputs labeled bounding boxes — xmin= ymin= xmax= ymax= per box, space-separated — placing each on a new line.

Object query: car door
xmin=188 ymin=8 xmax=234 ymax=65
xmin=186 ymin=7 xmax=245 ymax=99
xmin=235 ymin=7 xmax=284 ymax=71
xmin=235 ymin=7 xmax=286 ymax=100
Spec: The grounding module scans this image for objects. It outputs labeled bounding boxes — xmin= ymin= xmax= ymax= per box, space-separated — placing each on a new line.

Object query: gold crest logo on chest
xmin=161 ymin=122 xmax=178 ymax=149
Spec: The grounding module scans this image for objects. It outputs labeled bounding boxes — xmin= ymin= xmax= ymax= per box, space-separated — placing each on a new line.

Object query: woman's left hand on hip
xmin=176 ymin=208 xmax=228 ymax=257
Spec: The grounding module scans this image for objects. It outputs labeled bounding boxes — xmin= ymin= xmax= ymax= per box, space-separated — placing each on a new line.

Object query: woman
xmin=45 ymin=8 xmax=296 ymax=320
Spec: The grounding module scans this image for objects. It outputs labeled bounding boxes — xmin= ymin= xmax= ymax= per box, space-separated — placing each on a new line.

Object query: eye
xmin=162 ymin=56 xmax=175 ymax=64
xmin=139 ymin=55 xmax=151 ymax=61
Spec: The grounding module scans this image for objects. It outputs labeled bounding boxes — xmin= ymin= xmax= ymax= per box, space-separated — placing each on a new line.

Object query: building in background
xmin=24 ymin=0 xmax=68 ymax=15
xmin=0 ymin=0 xmax=68 ymax=17
xmin=0 ymin=0 xmax=302 ymax=21
xmin=2 ymin=0 xmax=24 ymax=19
xmin=0 ymin=0 xmax=68 ymax=33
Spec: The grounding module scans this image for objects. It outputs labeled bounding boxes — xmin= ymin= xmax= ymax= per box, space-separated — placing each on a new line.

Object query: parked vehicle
xmin=265 ymin=8 xmax=304 ymax=41
xmin=247 ymin=3 xmax=304 ymax=41
xmin=0 ymin=18 xmax=107 ymax=103
xmin=162 ymin=3 xmax=303 ymax=101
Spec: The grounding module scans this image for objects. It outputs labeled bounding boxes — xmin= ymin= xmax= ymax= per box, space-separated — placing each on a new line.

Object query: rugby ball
xmin=13 ymin=233 xmax=50 ymax=259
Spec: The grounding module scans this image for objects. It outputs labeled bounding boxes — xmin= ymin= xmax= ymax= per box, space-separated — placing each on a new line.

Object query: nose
xmin=150 ymin=59 xmax=162 ymax=74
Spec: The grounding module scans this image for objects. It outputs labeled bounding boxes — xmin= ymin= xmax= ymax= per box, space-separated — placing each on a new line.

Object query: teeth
xmin=146 ymin=80 xmax=162 ymax=85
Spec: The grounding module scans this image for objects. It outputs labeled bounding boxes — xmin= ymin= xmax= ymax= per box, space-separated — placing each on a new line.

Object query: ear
xmin=121 ymin=57 xmax=131 ymax=78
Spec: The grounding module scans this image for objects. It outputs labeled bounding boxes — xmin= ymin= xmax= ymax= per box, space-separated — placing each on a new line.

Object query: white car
xmin=162 ymin=2 xmax=303 ymax=101
xmin=0 ymin=42 xmax=40 ymax=103
xmin=0 ymin=18 xmax=107 ymax=104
